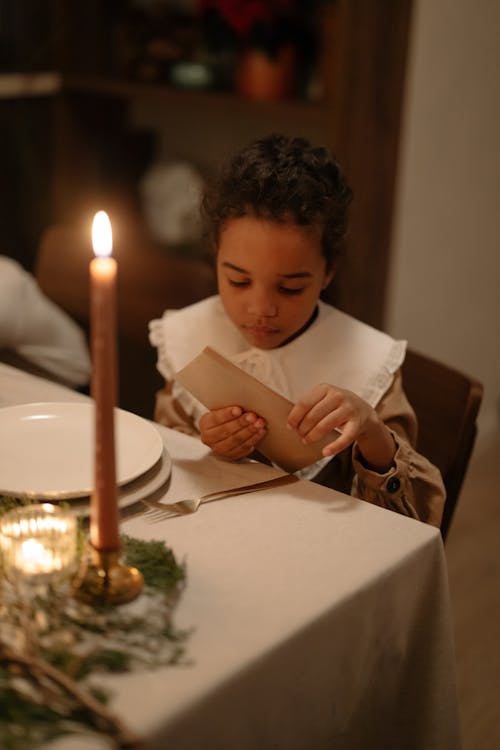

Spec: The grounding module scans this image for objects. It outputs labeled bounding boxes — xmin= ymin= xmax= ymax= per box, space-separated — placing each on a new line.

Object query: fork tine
xmin=145 ymin=512 xmax=167 ymax=523
xmin=141 ymin=503 xmax=177 ymax=522
xmin=141 ymin=497 xmax=203 ymax=521
xmin=145 ymin=510 xmax=173 ymax=523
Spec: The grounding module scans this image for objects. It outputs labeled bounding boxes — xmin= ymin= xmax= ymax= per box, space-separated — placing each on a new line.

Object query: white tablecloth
xmin=0 ymin=363 xmax=462 ymax=749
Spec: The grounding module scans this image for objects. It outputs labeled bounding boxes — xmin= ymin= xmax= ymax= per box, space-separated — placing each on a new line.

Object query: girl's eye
xmin=228 ymin=279 xmax=250 ymax=287
xmin=279 ymin=287 xmax=304 ymax=296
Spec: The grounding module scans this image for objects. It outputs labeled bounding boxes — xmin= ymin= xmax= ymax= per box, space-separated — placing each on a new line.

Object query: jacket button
xmin=387 ymin=476 xmax=401 ymax=494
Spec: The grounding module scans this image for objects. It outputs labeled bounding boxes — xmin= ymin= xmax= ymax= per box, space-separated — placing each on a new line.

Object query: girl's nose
xmin=247 ymin=290 xmax=277 ymax=318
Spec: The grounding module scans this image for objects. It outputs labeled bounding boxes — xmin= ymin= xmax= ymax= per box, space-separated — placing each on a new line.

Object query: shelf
xmin=0 ymin=72 xmax=62 ymax=99
xmin=0 ymin=70 xmax=326 ymax=127
xmin=61 ymin=74 xmax=328 ymax=128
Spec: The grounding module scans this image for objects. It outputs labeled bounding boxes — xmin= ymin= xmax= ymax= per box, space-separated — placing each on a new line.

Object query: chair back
xmin=402 ymin=348 xmax=483 ymax=540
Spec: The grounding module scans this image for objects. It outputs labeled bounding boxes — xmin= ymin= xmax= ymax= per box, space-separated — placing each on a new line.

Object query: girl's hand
xmin=287 ymin=383 xmax=396 ymax=472
xmin=199 ymin=406 xmax=267 ymax=460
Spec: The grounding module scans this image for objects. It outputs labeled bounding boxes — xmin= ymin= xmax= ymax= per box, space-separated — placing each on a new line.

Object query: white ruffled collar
xmin=149 ymin=295 xmax=406 ymax=408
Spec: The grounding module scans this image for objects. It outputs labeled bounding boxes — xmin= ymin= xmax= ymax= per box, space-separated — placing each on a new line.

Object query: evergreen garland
xmin=0 ymin=496 xmax=189 ymax=749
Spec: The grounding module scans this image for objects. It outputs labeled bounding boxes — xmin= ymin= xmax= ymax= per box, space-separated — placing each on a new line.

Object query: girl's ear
xmin=322 ymin=266 xmax=335 ymax=290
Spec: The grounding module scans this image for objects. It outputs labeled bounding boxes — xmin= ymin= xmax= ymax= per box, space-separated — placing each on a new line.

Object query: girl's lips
xmin=244 ymin=325 xmax=279 ymax=337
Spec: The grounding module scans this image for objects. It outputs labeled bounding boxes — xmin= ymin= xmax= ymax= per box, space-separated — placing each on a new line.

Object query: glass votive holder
xmin=0 ymin=503 xmax=78 ymax=586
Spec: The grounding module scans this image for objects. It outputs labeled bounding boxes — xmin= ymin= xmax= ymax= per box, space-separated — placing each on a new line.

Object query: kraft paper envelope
xmin=175 ymin=346 xmax=339 ymax=473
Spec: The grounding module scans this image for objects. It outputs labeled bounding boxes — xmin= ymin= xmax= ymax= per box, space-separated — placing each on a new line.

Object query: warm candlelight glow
xmin=0 ymin=504 xmax=78 ymax=582
xmin=19 ymin=539 xmax=61 ymax=575
xmin=92 ymin=210 xmax=113 ymax=258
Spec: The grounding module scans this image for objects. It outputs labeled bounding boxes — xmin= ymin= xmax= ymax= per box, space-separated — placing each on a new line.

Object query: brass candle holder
xmin=73 ymin=544 xmax=143 ymax=606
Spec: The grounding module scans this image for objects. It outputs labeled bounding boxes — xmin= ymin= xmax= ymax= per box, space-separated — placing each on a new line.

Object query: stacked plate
xmin=0 ymin=402 xmax=171 ymax=515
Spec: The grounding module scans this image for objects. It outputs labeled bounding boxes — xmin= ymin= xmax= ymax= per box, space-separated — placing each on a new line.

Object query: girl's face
xmin=217 ymin=216 xmax=334 ymax=349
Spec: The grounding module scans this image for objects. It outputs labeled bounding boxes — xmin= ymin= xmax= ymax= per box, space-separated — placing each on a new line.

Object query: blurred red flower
xmin=199 ymin=0 xmax=297 ymax=40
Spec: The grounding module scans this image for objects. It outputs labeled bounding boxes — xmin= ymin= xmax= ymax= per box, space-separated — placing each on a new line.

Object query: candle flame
xmin=92 ymin=211 xmax=113 ymax=258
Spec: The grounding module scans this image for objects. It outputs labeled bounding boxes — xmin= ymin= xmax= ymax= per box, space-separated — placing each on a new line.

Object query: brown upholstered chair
xmin=402 ymin=348 xmax=483 ymax=540
xmin=35 ymin=223 xmax=216 ymax=419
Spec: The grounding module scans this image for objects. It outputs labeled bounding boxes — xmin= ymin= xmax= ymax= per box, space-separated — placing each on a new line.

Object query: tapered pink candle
xmin=90 ymin=211 xmax=120 ymax=552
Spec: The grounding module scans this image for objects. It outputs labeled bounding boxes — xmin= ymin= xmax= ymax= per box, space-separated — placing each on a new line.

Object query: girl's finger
xmin=299 ymin=402 xmax=352 ymax=443
xmin=213 ymin=428 xmax=266 ymax=459
xmin=288 ymin=388 xmax=343 ymax=432
xmin=211 ymin=417 xmax=266 ymax=449
xmin=204 ymin=405 xmax=242 ymax=428
xmin=321 ymin=423 xmax=357 ymax=457
xmin=206 ymin=412 xmax=263 ymax=443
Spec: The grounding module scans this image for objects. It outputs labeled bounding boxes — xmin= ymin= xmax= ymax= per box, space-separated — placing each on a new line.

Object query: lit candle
xmin=90 ymin=211 xmax=120 ymax=552
xmin=19 ymin=538 xmax=62 ymax=575
xmin=0 ymin=504 xmax=78 ymax=583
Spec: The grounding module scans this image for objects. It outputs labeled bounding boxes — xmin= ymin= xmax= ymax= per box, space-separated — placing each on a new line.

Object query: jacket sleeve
xmin=351 ymin=369 xmax=446 ymax=528
xmin=0 ymin=257 xmax=90 ymax=387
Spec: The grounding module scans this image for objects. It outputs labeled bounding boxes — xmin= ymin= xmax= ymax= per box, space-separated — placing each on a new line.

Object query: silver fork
xmin=141 ymin=474 xmax=297 ymax=522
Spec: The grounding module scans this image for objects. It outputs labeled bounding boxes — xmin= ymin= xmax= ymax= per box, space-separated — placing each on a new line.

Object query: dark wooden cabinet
xmin=6 ymin=0 xmax=413 ymax=330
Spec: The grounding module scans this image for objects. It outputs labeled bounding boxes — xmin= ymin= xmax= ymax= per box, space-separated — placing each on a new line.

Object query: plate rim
xmin=61 ymin=446 xmax=173 ymax=517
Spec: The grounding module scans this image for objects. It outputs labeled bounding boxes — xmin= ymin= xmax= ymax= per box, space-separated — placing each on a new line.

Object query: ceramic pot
xmin=235 ymin=45 xmax=296 ymax=101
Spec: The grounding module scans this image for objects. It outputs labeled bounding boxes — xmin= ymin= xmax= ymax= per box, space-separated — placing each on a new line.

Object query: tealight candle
xmin=0 ymin=503 xmax=78 ymax=584
xmin=19 ymin=538 xmax=61 ymax=575
xmin=90 ymin=211 xmax=120 ymax=552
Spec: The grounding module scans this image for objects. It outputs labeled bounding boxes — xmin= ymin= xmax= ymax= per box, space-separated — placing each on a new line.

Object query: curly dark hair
xmin=201 ymin=133 xmax=353 ymax=269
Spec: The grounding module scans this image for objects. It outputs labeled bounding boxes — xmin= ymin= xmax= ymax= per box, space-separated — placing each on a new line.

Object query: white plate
xmin=0 ymin=402 xmax=164 ymax=499
xmin=60 ymin=448 xmax=172 ymax=517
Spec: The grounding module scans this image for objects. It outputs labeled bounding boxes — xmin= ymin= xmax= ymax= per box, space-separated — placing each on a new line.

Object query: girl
xmin=149 ymin=134 xmax=445 ymax=527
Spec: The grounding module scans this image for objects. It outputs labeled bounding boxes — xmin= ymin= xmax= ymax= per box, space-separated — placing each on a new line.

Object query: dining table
xmin=0 ymin=361 xmax=462 ymax=750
